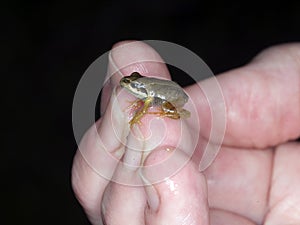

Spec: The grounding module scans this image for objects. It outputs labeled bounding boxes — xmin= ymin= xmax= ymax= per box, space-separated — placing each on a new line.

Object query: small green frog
xmin=120 ymin=72 xmax=190 ymax=126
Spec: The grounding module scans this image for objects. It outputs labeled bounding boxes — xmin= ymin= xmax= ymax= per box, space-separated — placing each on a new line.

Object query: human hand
xmin=72 ymin=41 xmax=300 ymax=224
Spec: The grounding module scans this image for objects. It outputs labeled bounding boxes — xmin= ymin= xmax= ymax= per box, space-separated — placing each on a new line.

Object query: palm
xmin=198 ymin=44 xmax=300 ymax=224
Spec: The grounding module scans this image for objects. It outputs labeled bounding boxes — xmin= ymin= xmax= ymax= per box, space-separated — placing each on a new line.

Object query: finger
xmin=187 ymin=43 xmax=300 ymax=148
xmin=101 ymin=119 xmax=198 ymax=224
xmin=143 ymin=148 xmax=209 ymax=225
xmin=203 ymin=146 xmax=273 ymax=224
xmin=266 ymin=142 xmax=300 ymax=224
xmin=72 ymin=89 xmax=127 ymax=224
xmin=101 ymin=162 xmax=147 ymax=225
xmin=101 ymin=108 xmax=198 ymax=224
xmin=205 ymin=142 xmax=300 ymax=225
xmin=210 ymin=209 xmax=256 ymax=225
xmin=102 ymin=185 xmax=146 ymax=225
xmin=72 ymin=147 xmax=107 ymax=224
xmin=72 ymin=41 xmax=173 ymax=224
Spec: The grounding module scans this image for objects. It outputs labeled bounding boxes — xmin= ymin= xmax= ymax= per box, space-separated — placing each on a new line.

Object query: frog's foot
xmin=129 ymin=97 xmax=153 ymax=127
xmin=129 ymin=112 xmax=143 ymax=127
xmin=147 ymin=111 xmax=181 ymax=119
xmin=126 ymin=99 xmax=144 ymax=112
xmin=178 ymin=108 xmax=191 ymax=118
xmin=147 ymin=107 xmax=190 ymax=120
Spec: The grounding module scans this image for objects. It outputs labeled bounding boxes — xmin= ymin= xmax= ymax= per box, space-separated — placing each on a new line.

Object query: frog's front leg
xmin=126 ymin=99 xmax=144 ymax=112
xmin=129 ymin=97 xmax=153 ymax=126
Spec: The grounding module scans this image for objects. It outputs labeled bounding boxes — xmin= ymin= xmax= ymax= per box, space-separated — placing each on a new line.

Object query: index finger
xmin=72 ymin=41 xmax=172 ymax=223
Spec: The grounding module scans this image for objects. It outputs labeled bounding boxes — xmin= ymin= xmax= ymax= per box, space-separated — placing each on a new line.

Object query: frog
xmin=119 ymin=72 xmax=190 ymax=126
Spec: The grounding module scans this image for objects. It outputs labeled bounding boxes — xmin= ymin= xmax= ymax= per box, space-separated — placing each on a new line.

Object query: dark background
xmin=3 ymin=1 xmax=300 ymax=224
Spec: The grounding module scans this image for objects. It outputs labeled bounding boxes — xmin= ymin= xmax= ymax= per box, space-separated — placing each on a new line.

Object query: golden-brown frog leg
xmin=147 ymin=101 xmax=180 ymax=119
xmin=162 ymin=101 xmax=190 ymax=119
xmin=129 ymin=97 xmax=154 ymax=126
xmin=126 ymin=99 xmax=144 ymax=112
xmin=161 ymin=101 xmax=181 ymax=119
xmin=177 ymin=108 xmax=191 ymax=118
xmin=148 ymin=101 xmax=190 ymax=119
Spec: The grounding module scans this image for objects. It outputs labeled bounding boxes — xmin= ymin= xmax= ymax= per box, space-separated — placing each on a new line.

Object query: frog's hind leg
xmin=148 ymin=107 xmax=190 ymax=120
xmin=148 ymin=101 xmax=181 ymax=119
xmin=129 ymin=97 xmax=153 ymax=126
xmin=177 ymin=108 xmax=191 ymax=118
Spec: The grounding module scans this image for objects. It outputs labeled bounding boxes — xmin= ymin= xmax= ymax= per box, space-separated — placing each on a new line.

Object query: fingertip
xmin=111 ymin=40 xmax=135 ymax=49
xmin=101 ymin=40 xmax=171 ymax=114
xmin=109 ymin=40 xmax=171 ymax=79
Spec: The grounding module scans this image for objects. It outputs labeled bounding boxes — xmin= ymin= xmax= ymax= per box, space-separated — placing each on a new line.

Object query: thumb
xmin=142 ymin=147 xmax=209 ymax=225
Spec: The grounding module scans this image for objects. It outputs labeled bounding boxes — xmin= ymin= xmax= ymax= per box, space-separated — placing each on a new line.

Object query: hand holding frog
xmin=72 ymin=41 xmax=300 ymax=224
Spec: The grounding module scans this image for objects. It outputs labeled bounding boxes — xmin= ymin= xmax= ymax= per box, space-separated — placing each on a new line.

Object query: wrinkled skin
xmin=72 ymin=41 xmax=300 ymax=225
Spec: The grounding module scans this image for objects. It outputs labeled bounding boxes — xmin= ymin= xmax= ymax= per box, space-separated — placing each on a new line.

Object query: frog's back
xmin=141 ymin=77 xmax=189 ymax=107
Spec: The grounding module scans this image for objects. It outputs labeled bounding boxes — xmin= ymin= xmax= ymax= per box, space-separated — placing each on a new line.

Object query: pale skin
xmin=72 ymin=41 xmax=300 ymax=225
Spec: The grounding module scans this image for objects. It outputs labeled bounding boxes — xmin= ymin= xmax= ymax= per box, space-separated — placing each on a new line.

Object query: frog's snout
xmin=119 ymin=77 xmax=128 ymax=87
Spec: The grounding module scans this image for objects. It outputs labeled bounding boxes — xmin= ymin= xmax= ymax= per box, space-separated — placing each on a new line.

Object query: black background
xmin=3 ymin=1 xmax=300 ymax=224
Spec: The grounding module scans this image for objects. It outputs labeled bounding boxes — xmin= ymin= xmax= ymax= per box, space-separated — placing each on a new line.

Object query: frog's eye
xmin=121 ymin=78 xmax=131 ymax=84
xmin=130 ymin=72 xmax=142 ymax=80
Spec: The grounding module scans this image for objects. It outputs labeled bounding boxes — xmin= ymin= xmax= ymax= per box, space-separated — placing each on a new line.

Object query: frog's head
xmin=119 ymin=72 xmax=147 ymax=98
xmin=120 ymin=72 xmax=142 ymax=85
